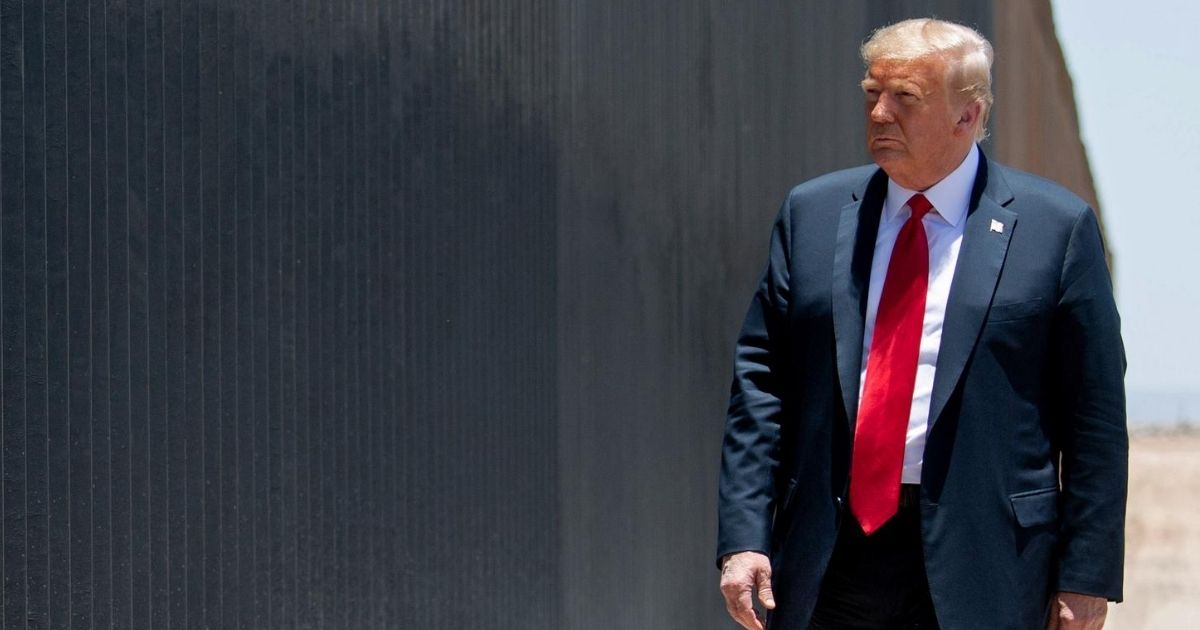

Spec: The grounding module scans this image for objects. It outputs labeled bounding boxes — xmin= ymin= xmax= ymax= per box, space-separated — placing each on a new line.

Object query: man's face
xmin=862 ymin=55 xmax=976 ymax=190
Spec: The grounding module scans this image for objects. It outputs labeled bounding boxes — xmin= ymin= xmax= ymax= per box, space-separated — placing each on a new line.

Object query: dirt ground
xmin=1105 ymin=430 xmax=1200 ymax=629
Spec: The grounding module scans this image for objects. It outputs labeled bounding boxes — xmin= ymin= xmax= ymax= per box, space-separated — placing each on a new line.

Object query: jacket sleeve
xmin=716 ymin=198 xmax=792 ymax=567
xmin=1049 ymin=207 xmax=1128 ymax=601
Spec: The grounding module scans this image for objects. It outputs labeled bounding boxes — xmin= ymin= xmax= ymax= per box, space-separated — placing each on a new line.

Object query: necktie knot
xmin=907 ymin=194 xmax=933 ymax=221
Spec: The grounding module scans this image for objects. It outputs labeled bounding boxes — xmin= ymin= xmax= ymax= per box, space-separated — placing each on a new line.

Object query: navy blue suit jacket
xmin=717 ymin=151 xmax=1127 ymax=629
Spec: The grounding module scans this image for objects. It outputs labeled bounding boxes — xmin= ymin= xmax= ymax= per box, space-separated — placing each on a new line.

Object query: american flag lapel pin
xmin=990 ymin=219 xmax=1004 ymax=234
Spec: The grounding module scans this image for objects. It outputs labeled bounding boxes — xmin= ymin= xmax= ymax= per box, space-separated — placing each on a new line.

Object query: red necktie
xmin=849 ymin=193 xmax=932 ymax=534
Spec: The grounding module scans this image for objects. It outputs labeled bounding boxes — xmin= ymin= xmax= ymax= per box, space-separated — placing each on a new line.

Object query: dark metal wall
xmin=555 ymin=2 xmax=989 ymax=628
xmin=0 ymin=1 xmax=558 ymax=628
xmin=0 ymin=1 xmax=989 ymax=628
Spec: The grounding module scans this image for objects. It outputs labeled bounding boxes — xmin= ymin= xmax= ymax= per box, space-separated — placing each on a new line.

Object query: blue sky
xmin=1052 ymin=0 xmax=1200 ymax=419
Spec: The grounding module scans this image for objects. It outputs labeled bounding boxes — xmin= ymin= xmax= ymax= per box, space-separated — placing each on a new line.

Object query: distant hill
xmin=1127 ymin=390 xmax=1200 ymax=430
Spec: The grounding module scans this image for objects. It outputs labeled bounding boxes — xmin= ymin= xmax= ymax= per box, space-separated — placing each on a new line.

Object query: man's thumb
xmin=1044 ymin=598 xmax=1062 ymax=630
xmin=756 ymin=567 xmax=776 ymax=610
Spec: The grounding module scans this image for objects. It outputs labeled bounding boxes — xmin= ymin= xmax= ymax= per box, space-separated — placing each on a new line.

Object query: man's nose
xmin=869 ymin=95 xmax=894 ymax=123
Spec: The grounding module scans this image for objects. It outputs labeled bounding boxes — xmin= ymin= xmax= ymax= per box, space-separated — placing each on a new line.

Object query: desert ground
xmin=1105 ymin=429 xmax=1200 ymax=629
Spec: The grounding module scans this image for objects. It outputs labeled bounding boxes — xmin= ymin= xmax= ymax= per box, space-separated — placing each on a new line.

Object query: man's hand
xmin=1046 ymin=592 xmax=1108 ymax=630
xmin=719 ymin=551 xmax=775 ymax=630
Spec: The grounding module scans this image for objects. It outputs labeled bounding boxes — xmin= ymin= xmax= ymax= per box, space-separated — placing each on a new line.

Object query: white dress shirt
xmin=858 ymin=144 xmax=979 ymax=484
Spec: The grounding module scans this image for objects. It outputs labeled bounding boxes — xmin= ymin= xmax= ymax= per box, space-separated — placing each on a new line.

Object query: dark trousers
xmin=808 ymin=488 xmax=940 ymax=630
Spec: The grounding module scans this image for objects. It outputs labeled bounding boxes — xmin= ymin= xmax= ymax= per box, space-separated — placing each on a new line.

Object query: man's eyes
xmin=862 ymin=88 xmax=918 ymax=102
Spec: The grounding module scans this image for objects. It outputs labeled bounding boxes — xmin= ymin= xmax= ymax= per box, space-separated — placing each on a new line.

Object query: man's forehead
xmin=864 ymin=56 xmax=946 ymax=85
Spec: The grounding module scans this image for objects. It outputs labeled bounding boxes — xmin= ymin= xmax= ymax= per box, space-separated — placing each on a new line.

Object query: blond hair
xmin=861 ymin=18 xmax=994 ymax=141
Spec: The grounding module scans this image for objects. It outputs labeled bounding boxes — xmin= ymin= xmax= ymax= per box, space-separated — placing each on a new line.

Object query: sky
xmin=1051 ymin=0 xmax=1200 ymax=420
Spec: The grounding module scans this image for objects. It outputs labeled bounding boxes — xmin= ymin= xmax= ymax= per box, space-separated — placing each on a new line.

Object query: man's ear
xmin=955 ymin=100 xmax=983 ymax=136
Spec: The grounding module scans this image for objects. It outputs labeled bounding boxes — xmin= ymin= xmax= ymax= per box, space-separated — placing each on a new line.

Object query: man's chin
xmin=869 ymin=146 xmax=905 ymax=168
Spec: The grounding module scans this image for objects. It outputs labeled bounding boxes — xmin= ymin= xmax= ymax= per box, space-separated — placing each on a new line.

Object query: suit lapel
xmin=832 ymin=155 xmax=1017 ymax=435
xmin=832 ymin=170 xmax=887 ymax=434
xmin=927 ymin=155 xmax=1017 ymax=432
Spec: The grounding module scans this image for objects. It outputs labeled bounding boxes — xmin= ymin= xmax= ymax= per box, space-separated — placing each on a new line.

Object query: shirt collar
xmin=883 ymin=143 xmax=979 ymax=228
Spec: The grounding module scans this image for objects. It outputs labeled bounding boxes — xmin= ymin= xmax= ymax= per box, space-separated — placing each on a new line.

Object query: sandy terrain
xmin=1105 ymin=429 xmax=1200 ymax=629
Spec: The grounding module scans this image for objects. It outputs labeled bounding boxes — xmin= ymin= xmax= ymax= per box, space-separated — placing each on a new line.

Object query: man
xmin=717 ymin=18 xmax=1126 ymax=630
